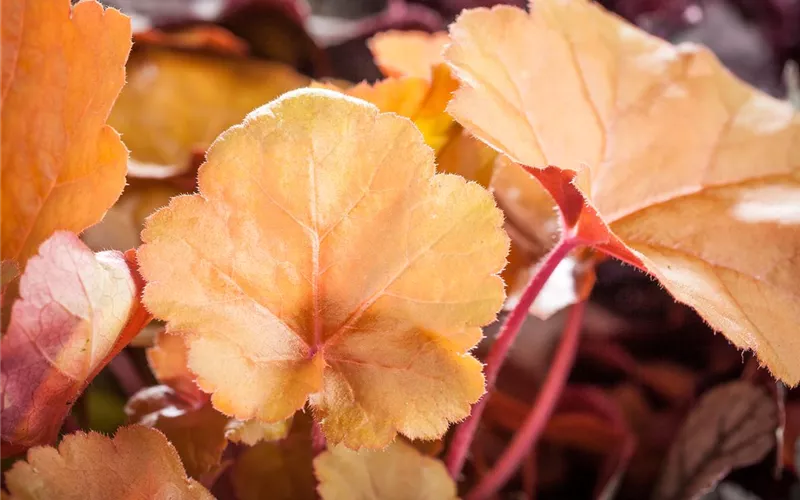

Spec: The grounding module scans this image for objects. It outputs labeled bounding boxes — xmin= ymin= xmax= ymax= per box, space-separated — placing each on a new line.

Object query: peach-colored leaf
xmin=1 ymin=0 xmax=131 ymax=265
xmin=446 ymin=0 xmax=800 ymax=383
xmin=3 ymin=426 xmax=213 ymax=499
xmin=0 ymin=232 xmax=146 ymax=456
xmin=314 ymin=439 xmax=457 ymax=500
xmin=126 ymin=385 xmax=229 ymax=479
xmin=368 ymin=30 xmax=449 ymax=80
xmin=138 ymin=88 xmax=509 ymax=448
xmin=108 ymin=44 xmax=309 ymax=173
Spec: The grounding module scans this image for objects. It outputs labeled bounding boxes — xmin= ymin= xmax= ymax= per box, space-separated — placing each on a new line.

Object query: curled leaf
xmin=0 ymin=232 xmax=146 ymax=456
xmin=314 ymin=439 xmax=457 ymax=500
xmin=1 ymin=0 xmax=132 ymax=265
xmin=138 ymin=88 xmax=509 ymax=448
xmin=3 ymin=426 xmax=213 ymax=499
xmin=653 ymin=381 xmax=778 ymax=500
xmin=445 ymin=0 xmax=800 ymax=383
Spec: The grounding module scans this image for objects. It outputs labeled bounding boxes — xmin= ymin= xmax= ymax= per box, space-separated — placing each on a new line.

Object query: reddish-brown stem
xmin=446 ymin=235 xmax=579 ymax=478
xmin=108 ymin=349 xmax=145 ymax=396
xmin=467 ymin=300 xmax=588 ymax=500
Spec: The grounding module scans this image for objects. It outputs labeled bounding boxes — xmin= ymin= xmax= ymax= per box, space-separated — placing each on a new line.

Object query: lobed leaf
xmin=445 ymin=0 xmax=800 ymax=383
xmin=0 ymin=232 xmax=148 ymax=456
xmin=1 ymin=0 xmax=131 ymax=265
xmin=4 ymin=426 xmax=213 ymax=499
xmin=314 ymin=439 xmax=457 ymax=500
xmin=138 ymin=88 xmax=509 ymax=448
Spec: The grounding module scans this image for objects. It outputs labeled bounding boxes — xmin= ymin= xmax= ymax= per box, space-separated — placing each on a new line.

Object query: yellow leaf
xmin=314 ymin=439 xmax=457 ymax=500
xmin=4 ymin=426 xmax=213 ymax=499
xmin=446 ymin=0 xmax=800 ymax=383
xmin=138 ymin=89 xmax=509 ymax=448
xmin=1 ymin=0 xmax=131 ymax=265
xmin=108 ymin=45 xmax=309 ymax=172
xmin=368 ymin=30 xmax=449 ymax=80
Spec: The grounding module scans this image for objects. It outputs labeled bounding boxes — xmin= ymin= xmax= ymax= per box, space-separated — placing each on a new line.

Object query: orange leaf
xmin=1 ymin=0 xmax=131 ymax=265
xmin=108 ymin=44 xmax=309 ymax=173
xmin=3 ymin=426 xmax=213 ymax=499
xmin=368 ymin=30 xmax=449 ymax=80
xmin=138 ymin=89 xmax=509 ymax=448
xmin=146 ymin=329 xmax=206 ymax=404
xmin=314 ymin=439 xmax=457 ymax=500
xmin=0 ymin=232 xmax=147 ymax=456
xmin=126 ymin=386 xmax=229 ymax=479
xmin=225 ymin=416 xmax=293 ymax=445
xmin=446 ymin=0 xmax=800 ymax=383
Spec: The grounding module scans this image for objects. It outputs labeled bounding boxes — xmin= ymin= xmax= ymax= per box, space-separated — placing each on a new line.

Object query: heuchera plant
xmin=1 ymin=0 xmax=798 ymax=499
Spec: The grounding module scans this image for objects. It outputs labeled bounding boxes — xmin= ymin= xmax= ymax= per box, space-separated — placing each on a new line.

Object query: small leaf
xmin=314 ymin=439 xmax=457 ymax=500
xmin=138 ymin=88 xmax=509 ymax=448
xmin=125 ymin=385 xmax=229 ymax=479
xmin=445 ymin=0 xmax=800 ymax=383
xmin=146 ymin=329 xmax=206 ymax=403
xmin=1 ymin=0 xmax=131 ymax=265
xmin=653 ymin=381 xmax=778 ymax=500
xmin=0 ymin=232 xmax=147 ymax=456
xmin=231 ymin=414 xmax=315 ymax=500
xmin=368 ymin=30 xmax=449 ymax=79
xmin=225 ymin=417 xmax=293 ymax=445
xmin=3 ymin=426 xmax=213 ymax=499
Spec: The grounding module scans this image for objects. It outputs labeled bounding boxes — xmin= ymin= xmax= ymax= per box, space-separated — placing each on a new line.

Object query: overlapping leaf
xmin=108 ymin=43 xmax=309 ymax=173
xmin=368 ymin=30 xmax=449 ymax=79
xmin=446 ymin=0 xmax=800 ymax=383
xmin=1 ymin=0 xmax=131 ymax=265
xmin=3 ymin=426 xmax=213 ymax=499
xmin=0 ymin=232 xmax=148 ymax=456
xmin=138 ymin=89 xmax=509 ymax=448
xmin=314 ymin=439 xmax=457 ymax=500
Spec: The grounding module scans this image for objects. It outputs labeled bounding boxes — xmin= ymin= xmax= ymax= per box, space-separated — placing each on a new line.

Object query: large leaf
xmin=138 ymin=88 xmax=509 ymax=448
xmin=3 ymin=426 xmax=213 ymax=499
xmin=445 ymin=0 xmax=800 ymax=383
xmin=1 ymin=0 xmax=131 ymax=265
